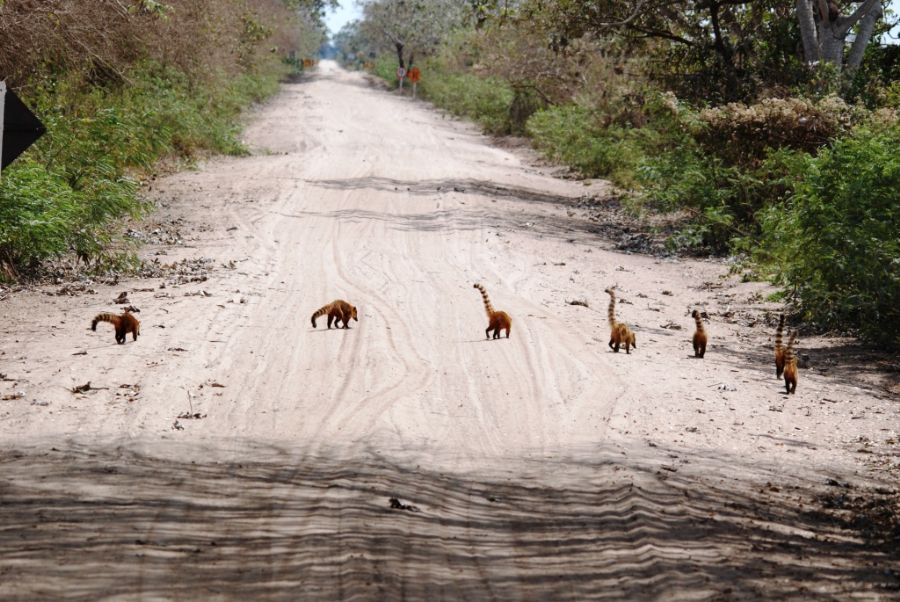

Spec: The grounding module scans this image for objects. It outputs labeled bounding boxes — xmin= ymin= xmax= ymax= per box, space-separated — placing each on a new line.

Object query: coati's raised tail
xmin=604 ymin=287 xmax=636 ymax=354
xmin=311 ymin=300 xmax=358 ymax=329
xmin=91 ymin=311 xmax=140 ymax=344
xmin=473 ymin=283 xmax=511 ymax=339
xmin=783 ymin=330 xmax=798 ymax=394
xmin=774 ymin=314 xmax=786 ymax=377
xmin=691 ymin=309 xmax=707 ymax=358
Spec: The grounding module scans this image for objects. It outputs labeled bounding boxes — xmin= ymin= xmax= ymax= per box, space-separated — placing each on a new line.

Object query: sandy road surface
xmin=1 ymin=62 xmax=897 ymax=599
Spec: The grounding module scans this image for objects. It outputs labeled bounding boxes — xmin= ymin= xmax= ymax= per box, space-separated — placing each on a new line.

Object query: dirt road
xmin=1 ymin=62 xmax=897 ymax=600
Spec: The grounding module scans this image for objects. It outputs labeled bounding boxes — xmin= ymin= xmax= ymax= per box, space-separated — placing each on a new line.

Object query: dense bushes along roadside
xmin=0 ymin=0 xmax=325 ymax=279
xmin=0 ymin=64 xmax=285 ymax=277
xmin=758 ymin=124 xmax=900 ymax=349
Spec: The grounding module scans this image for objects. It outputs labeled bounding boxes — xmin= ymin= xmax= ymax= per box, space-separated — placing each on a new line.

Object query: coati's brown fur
xmin=473 ymin=283 xmax=511 ymax=339
xmin=691 ymin=309 xmax=707 ymax=358
xmin=774 ymin=313 xmax=786 ymax=377
xmin=605 ymin=287 xmax=636 ymax=353
xmin=311 ymin=300 xmax=358 ymax=329
xmin=91 ymin=311 xmax=140 ymax=344
xmin=783 ymin=330 xmax=798 ymax=394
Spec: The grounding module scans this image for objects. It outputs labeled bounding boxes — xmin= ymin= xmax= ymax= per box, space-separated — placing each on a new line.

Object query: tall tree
xmin=796 ymin=0 xmax=885 ymax=74
xmin=360 ymin=0 xmax=464 ymax=69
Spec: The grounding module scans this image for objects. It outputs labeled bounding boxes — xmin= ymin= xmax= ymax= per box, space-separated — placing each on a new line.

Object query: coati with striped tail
xmin=473 ymin=283 xmax=511 ymax=339
xmin=91 ymin=311 xmax=140 ymax=344
xmin=774 ymin=314 xmax=786 ymax=377
xmin=783 ymin=330 xmax=798 ymax=394
xmin=691 ymin=309 xmax=707 ymax=358
xmin=605 ymin=287 xmax=636 ymax=353
xmin=311 ymin=300 xmax=358 ymax=329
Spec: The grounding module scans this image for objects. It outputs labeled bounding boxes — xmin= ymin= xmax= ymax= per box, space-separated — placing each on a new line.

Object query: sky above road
xmin=325 ymin=0 xmax=363 ymax=37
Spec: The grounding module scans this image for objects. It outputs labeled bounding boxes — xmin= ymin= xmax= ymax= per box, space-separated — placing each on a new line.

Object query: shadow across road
xmin=0 ymin=441 xmax=896 ymax=600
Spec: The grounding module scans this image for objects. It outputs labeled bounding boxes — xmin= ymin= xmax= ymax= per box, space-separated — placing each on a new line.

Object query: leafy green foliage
xmin=0 ymin=0 xmax=322 ymax=279
xmin=759 ymin=124 xmax=900 ymax=347
xmin=417 ymin=68 xmax=514 ymax=135
xmin=0 ymin=60 xmax=288 ymax=279
xmin=526 ymin=105 xmax=642 ymax=187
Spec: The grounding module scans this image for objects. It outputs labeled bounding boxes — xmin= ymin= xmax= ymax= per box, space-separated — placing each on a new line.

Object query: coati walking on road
xmin=311 ymin=300 xmax=358 ymax=329
xmin=605 ymin=287 xmax=636 ymax=354
xmin=91 ymin=311 xmax=140 ymax=344
xmin=473 ymin=283 xmax=511 ymax=339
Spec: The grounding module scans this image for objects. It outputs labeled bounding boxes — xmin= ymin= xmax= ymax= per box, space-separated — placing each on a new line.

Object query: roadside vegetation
xmin=337 ymin=0 xmax=899 ymax=348
xmin=0 ymin=0 xmax=327 ymax=280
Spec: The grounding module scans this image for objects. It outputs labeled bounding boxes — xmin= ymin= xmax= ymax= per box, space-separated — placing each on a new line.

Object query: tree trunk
xmin=795 ymin=0 xmax=884 ymax=74
xmin=820 ymin=25 xmax=845 ymax=68
xmin=708 ymin=1 xmax=739 ymax=97
xmin=796 ymin=0 xmax=819 ymax=62
xmin=846 ymin=3 xmax=883 ymax=74
xmin=395 ymin=42 xmax=405 ymax=69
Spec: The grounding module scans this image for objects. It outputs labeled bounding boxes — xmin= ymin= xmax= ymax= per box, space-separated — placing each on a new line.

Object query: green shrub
xmin=419 ymin=67 xmax=513 ymax=135
xmin=526 ymin=105 xmax=643 ymax=187
xmin=373 ymin=56 xmax=398 ymax=85
xmin=0 ymin=59 xmax=287 ymax=278
xmin=760 ymin=124 xmax=900 ymax=348
xmin=635 ymin=93 xmax=816 ymax=254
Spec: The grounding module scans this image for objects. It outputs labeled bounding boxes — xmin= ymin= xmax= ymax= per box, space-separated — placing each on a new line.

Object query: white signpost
xmin=397 ymin=67 xmax=406 ymax=90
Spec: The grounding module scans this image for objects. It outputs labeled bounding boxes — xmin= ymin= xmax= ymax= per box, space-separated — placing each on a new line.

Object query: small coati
xmin=774 ymin=314 xmax=786 ymax=377
xmin=783 ymin=330 xmax=798 ymax=394
xmin=473 ymin=283 xmax=511 ymax=339
xmin=691 ymin=309 xmax=707 ymax=358
xmin=91 ymin=311 xmax=140 ymax=344
xmin=605 ymin=287 xmax=636 ymax=353
xmin=311 ymin=300 xmax=358 ymax=329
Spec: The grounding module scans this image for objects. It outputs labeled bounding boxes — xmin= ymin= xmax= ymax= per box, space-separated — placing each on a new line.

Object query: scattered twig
xmin=178 ymin=411 xmax=207 ymax=420
xmin=388 ymin=497 xmax=420 ymax=512
xmin=71 ymin=382 xmax=110 ymax=393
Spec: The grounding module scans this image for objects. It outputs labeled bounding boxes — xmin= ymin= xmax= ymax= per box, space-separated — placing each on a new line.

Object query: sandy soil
xmin=1 ymin=61 xmax=897 ymax=600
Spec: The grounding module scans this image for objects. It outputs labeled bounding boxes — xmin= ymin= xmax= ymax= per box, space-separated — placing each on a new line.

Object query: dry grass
xmin=0 ymin=0 xmax=313 ymax=88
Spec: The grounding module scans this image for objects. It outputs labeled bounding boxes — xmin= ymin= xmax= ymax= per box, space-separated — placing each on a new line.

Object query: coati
xmin=311 ymin=300 xmax=358 ymax=329
xmin=605 ymin=287 xmax=636 ymax=353
xmin=91 ymin=311 xmax=140 ymax=344
xmin=691 ymin=309 xmax=707 ymax=358
xmin=473 ymin=283 xmax=511 ymax=339
xmin=783 ymin=330 xmax=798 ymax=394
xmin=774 ymin=313 xmax=786 ymax=377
